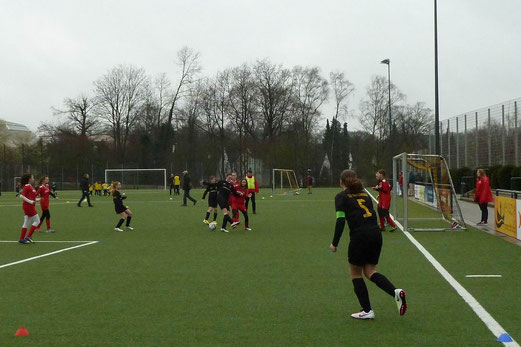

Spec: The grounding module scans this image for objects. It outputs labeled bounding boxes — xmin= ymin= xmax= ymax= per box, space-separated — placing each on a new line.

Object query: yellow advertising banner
xmin=494 ymin=196 xmax=517 ymax=238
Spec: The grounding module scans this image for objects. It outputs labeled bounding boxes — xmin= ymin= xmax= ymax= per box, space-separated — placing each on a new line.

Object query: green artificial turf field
xmin=0 ymin=188 xmax=519 ymax=346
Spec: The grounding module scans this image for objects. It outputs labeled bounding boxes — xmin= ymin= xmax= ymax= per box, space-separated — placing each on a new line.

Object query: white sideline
xmin=365 ymin=189 xmax=518 ymax=346
xmin=0 ymin=241 xmax=98 ymax=270
xmin=466 ymin=275 xmax=502 ymax=278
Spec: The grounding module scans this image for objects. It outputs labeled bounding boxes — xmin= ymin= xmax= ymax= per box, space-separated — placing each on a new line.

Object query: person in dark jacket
xmin=77 ymin=173 xmax=93 ymax=207
xmin=181 ymin=170 xmax=197 ymax=206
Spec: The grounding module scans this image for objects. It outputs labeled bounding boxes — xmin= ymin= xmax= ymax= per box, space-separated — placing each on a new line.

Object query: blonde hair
xmin=477 ymin=169 xmax=487 ymax=178
xmin=111 ymin=181 xmax=121 ymax=195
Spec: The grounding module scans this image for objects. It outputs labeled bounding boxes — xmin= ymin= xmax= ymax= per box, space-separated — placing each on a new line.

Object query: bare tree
xmin=291 ymin=66 xmax=329 ymax=169
xmin=94 ymin=65 xmax=148 ymax=159
xmin=52 ymin=94 xmax=98 ymax=137
xmin=166 ymin=46 xmax=201 ymax=130
xmin=329 ymin=71 xmax=354 ymax=170
xmin=154 ymin=72 xmax=171 ymax=129
xmin=253 ymin=59 xmax=293 ymax=141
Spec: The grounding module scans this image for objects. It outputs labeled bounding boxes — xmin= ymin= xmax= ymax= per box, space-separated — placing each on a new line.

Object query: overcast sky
xmin=1 ymin=0 xmax=520 ymax=131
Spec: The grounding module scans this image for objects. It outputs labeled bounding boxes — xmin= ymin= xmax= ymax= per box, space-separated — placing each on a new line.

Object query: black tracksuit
xmin=182 ymin=174 xmax=197 ymax=205
xmin=78 ymin=177 xmax=92 ymax=206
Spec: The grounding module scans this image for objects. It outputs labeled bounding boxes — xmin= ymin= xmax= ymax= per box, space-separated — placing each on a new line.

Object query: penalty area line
xmin=0 ymin=241 xmax=99 ymax=270
xmin=365 ymin=189 xmax=519 ymax=347
xmin=0 ymin=240 xmax=97 ymax=243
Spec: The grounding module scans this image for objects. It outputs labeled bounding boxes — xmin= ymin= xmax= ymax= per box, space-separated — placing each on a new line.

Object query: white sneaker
xmin=114 ymin=227 xmax=123 ymax=232
xmin=350 ymin=310 xmax=375 ymax=320
xmin=394 ymin=289 xmax=407 ymax=316
xmin=245 ymin=227 xmax=252 ymax=231
xmin=231 ymin=221 xmax=240 ymax=228
xmin=126 ymin=226 xmax=134 ymax=230
xmin=220 ymin=228 xmax=229 ymax=233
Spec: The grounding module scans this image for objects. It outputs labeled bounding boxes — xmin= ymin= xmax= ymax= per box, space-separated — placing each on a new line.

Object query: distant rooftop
xmin=3 ymin=120 xmax=32 ymax=133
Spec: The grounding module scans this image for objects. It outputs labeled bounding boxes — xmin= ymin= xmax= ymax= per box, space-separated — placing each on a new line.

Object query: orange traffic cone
xmin=15 ymin=327 xmax=29 ymax=336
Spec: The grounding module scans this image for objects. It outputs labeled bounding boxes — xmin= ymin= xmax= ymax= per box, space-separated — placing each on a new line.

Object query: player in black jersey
xmin=112 ymin=181 xmax=133 ymax=232
xmin=203 ymin=173 xmax=243 ymax=233
xmin=330 ymin=170 xmax=406 ymax=320
xmin=202 ymin=176 xmax=219 ymax=225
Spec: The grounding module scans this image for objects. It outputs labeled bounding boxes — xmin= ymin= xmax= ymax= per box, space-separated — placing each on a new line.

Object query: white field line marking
xmin=0 ymin=240 xmax=97 ymax=243
xmin=0 ymin=241 xmax=98 ymax=270
xmin=365 ymin=189 xmax=519 ymax=346
xmin=466 ymin=275 xmax=503 ymax=278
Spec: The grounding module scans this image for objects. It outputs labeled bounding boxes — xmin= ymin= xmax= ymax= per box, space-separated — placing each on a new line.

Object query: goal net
xmin=104 ymin=169 xmax=167 ymax=190
xmin=392 ymin=153 xmax=466 ymax=231
xmin=272 ymin=169 xmax=301 ymax=195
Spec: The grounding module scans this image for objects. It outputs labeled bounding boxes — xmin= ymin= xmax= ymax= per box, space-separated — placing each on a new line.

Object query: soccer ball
xmin=169 ymin=198 xmax=172 ymax=200
xmin=209 ymin=222 xmax=217 ymax=231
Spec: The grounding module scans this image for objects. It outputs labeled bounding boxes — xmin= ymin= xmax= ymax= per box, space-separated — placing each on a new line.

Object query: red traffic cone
xmin=15 ymin=327 xmax=29 ymax=336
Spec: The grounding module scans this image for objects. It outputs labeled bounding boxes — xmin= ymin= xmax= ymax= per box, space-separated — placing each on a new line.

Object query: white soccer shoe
xmin=245 ymin=227 xmax=252 ymax=231
xmin=231 ymin=221 xmax=240 ymax=228
xmin=114 ymin=227 xmax=123 ymax=232
xmin=126 ymin=226 xmax=134 ymax=231
xmin=220 ymin=228 xmax=229 ymax=233
xmin=394 ymin=289 xmax=407 ymax=316
xmin=350 ymin=310 xmax=375 ymax=320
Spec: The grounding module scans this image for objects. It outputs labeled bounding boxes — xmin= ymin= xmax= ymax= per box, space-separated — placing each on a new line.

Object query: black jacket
xmin=182 ymin=174 xmax=192 ymax=190
xmin=80 ymin=177 xmax=90 ymax=192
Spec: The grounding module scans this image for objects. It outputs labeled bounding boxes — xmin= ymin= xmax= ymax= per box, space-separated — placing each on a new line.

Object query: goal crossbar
xmin=272 ymin=169 xmax=301 ymax=195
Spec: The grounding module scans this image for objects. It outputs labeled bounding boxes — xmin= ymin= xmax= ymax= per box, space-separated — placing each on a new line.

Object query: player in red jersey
xmin=229 ymin=172 xmax=241 ymax=223
xmin=18 ymin=173 xmax=41 ymax=244
xmin=35 ymin=176 xmax=59 ymax=233
xmin=372 ymin=169 xmax=397 ymax=232
xmin=231 ymin=179 xmax=252 ymax=230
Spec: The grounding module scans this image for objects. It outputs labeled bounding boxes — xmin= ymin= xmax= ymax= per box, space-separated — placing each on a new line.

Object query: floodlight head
xmin=381 ymin=59 xmax=390 ymax=65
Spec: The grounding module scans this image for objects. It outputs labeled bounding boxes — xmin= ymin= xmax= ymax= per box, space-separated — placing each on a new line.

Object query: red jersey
xmin=21 ymin=184 xmax=38 ymax=216
xmin=36 ymin=184 xmax=53 ymax=210
xmin=229 ymin=180 xmax=240 ymax=204
xmin=374 ymin=179 xmax=392 ymax=209
xmin=231 ymin=186 xmax=248 ymax=211
xmin=474 ymin=177 xmax=493 ymax=204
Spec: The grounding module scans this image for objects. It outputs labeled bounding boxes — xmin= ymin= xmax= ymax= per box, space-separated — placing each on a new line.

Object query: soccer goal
xmin=104 ymin=169 xmax=167 ymax=190
xmin=272 ymin=169 xmax=301 ymax=196
xmin=392 ymin=153 xmax=466 ymax=231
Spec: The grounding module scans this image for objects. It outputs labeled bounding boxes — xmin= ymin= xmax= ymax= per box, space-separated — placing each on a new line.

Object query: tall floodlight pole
xmin=434 ymin=0 xmax=441 ymax=154
xmin=381 ymin=58 xmax=393 ymax=184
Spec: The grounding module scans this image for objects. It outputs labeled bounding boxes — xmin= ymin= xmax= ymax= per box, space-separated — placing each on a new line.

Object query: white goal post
xmin=272 ymin=169 xmax=301 ymax=195
xmin=104 ymin=169 xmax=167 ymax=190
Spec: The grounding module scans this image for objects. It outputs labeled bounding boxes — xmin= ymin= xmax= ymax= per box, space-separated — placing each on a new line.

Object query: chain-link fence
xmin=424 ymin=97 xmax=520 ymax=169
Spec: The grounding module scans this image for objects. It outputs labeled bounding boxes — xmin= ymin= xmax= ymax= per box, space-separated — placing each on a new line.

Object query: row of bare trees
xmin=34 ymin=47 xmax=432 ymax=185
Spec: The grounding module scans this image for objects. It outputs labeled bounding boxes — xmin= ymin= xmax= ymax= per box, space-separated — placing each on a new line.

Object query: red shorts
xmin=231 ymin=203 xmax=246 ymax=211
xmin=23 ymin=207 xmax=38 ymax=217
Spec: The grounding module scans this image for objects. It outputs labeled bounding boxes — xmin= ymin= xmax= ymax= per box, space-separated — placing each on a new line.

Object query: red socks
xmin=386 ymin=216 xmax=396 ymax=227
xmin=46 ymin=219 xmax=51 ymax=229
xmin=20 ymin=228 xmax=27 ymax=240
xmin=27 ymin=225 xmax=37 ymax=238
xmin=380 ymin=216 xmax=396 ymax=229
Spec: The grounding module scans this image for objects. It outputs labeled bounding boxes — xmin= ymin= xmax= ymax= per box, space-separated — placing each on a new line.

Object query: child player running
xmin=18 ymin=173 xmax=41 ymax=244
xmin=35 ymin=176 xmax=59 ymax=233
xmin=372 ymin=169 xmax=397 ymax=232
xmin=202 ymin=176 xmax=219 ymax=225
xmin=330 ymin=169 xmax=406 ymax=320
xmin=203 ymin=173 xmax=242 ymax=233
xmin=231 ymin=178 xmax=252 ymax=231
xmin=112 ymin=181 xmax=134 ymax=232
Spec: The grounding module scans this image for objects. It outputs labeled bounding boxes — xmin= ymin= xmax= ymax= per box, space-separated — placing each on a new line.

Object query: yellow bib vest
xmin=246 ymin=176 xmax=255 ymax=190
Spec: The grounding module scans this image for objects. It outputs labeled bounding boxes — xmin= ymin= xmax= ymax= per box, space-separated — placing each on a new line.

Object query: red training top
xmin=229 ymin=180 xmax=240 ymax=205
xmin=374 ymin=179 xmax=392 ymax=210
xmin=36 ymin=184 xmax=53 ymax=210
xmin=231 ymin=186 xmax=248 ymax=211
xmin=21 ymin=184 xmax=38 ymax=217
xmin=474 ymin=176 xmax=493 ymax=204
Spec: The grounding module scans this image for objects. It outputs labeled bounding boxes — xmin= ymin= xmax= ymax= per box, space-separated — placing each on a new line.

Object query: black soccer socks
xmin=352 ymin=278 xmax=372 ymax=313
xmin=370 ymin=272 xmax=396 ymax=297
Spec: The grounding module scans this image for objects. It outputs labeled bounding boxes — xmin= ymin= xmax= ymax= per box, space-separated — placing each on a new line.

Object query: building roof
xmin=3 ymin=120 xmax=32 ymax=133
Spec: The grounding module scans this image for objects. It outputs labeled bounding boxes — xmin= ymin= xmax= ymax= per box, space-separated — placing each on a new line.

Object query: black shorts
xmin=115 ymin=205 xmax=127 ymax=214
xmin=217 ymin=196 xmax=229 ymax=210
xmin=377 ymin=206 xmax=390 ymax=218
xmin=208 ymin=194 xmax=218 ymax=208
xmin=348 ymin=228 xmax=383 ymax=266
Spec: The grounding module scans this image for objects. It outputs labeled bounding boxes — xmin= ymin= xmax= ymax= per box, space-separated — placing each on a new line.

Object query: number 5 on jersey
xmin=357 ymin=199 xmax=372 ymax=218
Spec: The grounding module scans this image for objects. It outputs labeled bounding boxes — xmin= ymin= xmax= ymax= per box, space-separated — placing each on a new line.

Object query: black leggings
xmin=245 ymin=193 xmax=256 ymax=212
xmin=78 ymin=191 xmax=92 ymax=206
xmin=479 ymin=203 xmax=489 ymax=223
xmin=183 ymin=189 xmax=196 ymax=205
xmin=235 ymin=209 xmax=249 ymax=223
xmin=40 ymin=209 xmax=51 ymax=221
